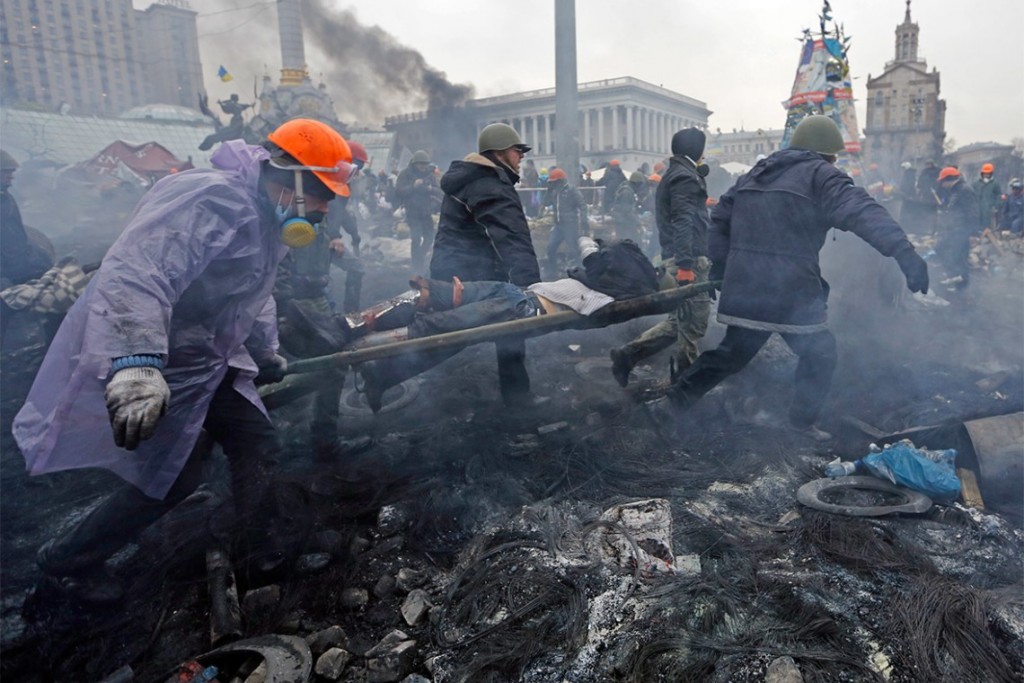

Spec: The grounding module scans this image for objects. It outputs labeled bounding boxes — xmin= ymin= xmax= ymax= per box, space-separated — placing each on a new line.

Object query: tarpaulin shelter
xmin=66 ymin=140 xmax=194 ymax=188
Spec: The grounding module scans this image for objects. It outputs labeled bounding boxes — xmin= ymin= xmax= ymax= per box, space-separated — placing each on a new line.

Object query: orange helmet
xmin=267 ymin=119 xmax=354 ymax=197
xmin=705 ymin=197 xmax=719 ymax=207
xmin=938 ymin=166 xmax=961 ymax=181
xmin=648 ymin=173 xmax=662 ymax=183
xmin=653 ymin=162 xmax=665 ymax=173
xmin=981 ymin=163 xmax=994 ymax=174
xmin=609 ymin=159 xmax=620 ymax=166
xmin=348 ymin=141 xmax=369 ymax=167
xmin=548 ymin=168 xmax=567 ymax=181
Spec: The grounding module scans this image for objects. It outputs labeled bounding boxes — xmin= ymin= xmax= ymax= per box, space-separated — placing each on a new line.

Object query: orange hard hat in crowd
xmin=548 ymin=168 xmax=567 ymax=181
xmin=609 ymin=159 xmax=620 ymax=166
xmin=648 ymin=174 xmax=662 ymax=182
xmin=938 ymin=166 xmax=961 ymax=181
xmin=653 ymin=162 xmax=665 ymax=172
xmin=706 ymin=197 xmax=718 ymax=207
xmin=267 ymin=118 xmax=354 ymax=197
xmin=981 ymin=163 xmax=994 ymax=174
xmin=348 ymin=141 xmax=369 ymax=165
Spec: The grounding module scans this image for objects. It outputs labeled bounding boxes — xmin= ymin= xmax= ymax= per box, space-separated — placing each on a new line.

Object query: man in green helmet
xmin=396 ymin=150 xmax=443 ymax=272
xmin=429 ymin=123 xmax=543 ymax=407
xmin=647 ymin=115 xmax=930 ymax=440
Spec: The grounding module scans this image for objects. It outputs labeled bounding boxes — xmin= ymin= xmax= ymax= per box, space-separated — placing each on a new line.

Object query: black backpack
xmin=568 ymin=239 xmax=659 ymax=300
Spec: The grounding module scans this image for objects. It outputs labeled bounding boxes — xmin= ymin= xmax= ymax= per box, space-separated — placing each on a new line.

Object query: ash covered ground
xmin=2 ymin=226 xmax=1023 ymax=683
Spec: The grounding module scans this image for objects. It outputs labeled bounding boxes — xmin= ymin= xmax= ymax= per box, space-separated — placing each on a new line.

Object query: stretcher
xmin=259 ymin=281 xmax=716 ymax=409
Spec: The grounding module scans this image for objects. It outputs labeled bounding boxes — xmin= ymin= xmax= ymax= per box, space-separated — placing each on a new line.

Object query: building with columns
xmin=863 ymin=1 xmax=946 ymax=174
xmin=385 ymin=76 xmax=710 ymax=173
xmin=705 ymin=128 xmax=786 ymax=166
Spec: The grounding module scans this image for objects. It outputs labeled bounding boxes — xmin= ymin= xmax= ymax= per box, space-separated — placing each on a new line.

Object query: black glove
xmin=708 ymin=261 xmax=725 ymax=291
xmin=255 ymin=353 xmax=288 ymax=386
xmin=894 ymin=247 xmax=929 ymax=294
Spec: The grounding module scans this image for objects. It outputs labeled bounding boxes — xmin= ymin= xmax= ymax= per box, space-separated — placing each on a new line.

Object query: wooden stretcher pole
xmin=282 ymin=281 xmax=717 ymax=377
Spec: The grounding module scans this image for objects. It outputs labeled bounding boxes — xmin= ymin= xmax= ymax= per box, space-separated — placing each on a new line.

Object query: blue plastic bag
xmin=860 ymin=440 xmax=961 ymax=502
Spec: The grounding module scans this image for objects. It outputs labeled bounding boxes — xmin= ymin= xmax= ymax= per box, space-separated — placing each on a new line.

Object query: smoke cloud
xmin=196 ymin=1 xmax=473 ymax=128
xmin=301 ymin=0 xmax=474 ymax=124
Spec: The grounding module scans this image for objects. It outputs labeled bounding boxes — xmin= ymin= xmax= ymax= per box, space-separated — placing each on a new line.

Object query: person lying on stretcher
xmin=281 ymin=236 xmax=659 ymax=411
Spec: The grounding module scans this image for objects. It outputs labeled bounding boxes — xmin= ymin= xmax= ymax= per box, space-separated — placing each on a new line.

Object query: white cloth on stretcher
xmin=527 ymin=278 xmax=614 ymax=316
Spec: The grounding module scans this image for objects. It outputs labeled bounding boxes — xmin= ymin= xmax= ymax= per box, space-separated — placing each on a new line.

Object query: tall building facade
xmin=1 ymin=0 xmax=204 ymax=115
xmin=863 ymin=1 xmax=946 ymax=172
xmin=135 ymin=1 xmax=204 ymax=110
xmin=386 ymin=77 xmax=711 ymax=172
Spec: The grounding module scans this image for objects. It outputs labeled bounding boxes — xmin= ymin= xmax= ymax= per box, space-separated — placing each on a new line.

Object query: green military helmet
xmin=789 ymin=115 xmax=845 ymax=155
xmin=411 ymin=150 xmax=431 ymax=165
xmin=629 ymin=171 xmax=646 ymax=184
xmin=478 ymin=123 xmax=531 ymax=154
xmin=0 ymin=149 xmax=19 ymax=170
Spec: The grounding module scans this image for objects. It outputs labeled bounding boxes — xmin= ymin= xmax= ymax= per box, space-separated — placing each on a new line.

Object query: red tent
xmin=72 ymin=140 xmax=193 ymax=187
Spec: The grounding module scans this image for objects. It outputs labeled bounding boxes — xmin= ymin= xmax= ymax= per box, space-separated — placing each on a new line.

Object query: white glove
xmin=255 ymin=353 xmax=288 ymax=386
xmin=578 ymin=236 xmax=599 ymax=260
xmin=104 ymin=367 xmax=170 ymax=451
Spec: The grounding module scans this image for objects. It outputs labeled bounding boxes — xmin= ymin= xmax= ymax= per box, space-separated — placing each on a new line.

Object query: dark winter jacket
xmin=395 ymin=165 xmax=441 ymax=219
xmin=0 ymin=189 xmax=52 ymax=289
xmin=972 ymin=178 xmax=1001 ymax=229
xmin=709 ymin=149 xmax=916 ymax=332
xmin=543 ymin=181 xmax=589 ymax=233
xmin=431 ymin=154 xmax=541 ymax=287
xmin=1001 ymin=192 xmax=1023 ymax=232
xmin=610 ymin=182 xmax=640 ymax=228
xmin=656 ymin=155 xmax=710 ymax=269
xmin=938 ymin=179 xmax=978 ymax=235
xmin=597 ymin=165 xmax=626 ymax=210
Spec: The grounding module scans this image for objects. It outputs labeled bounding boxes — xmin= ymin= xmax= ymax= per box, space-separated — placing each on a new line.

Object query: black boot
xmin=36 ymin=486 xmax=176 ymax=605
xmin=284 ymin=299 xmax=350 ymax=355
xmin=610 ymin=347 xmax=634 ymax=388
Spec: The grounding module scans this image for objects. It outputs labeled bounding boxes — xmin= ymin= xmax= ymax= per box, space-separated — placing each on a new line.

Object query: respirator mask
xmin=274 ymin=171 xmax=323 ymax=248
xmin=687 ymin=156 xmax=710 ymax=178
xmin=269 ymin=158 xmax=352 ymax=248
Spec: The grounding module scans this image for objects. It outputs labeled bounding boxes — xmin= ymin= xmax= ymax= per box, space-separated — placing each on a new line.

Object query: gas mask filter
xmin=277 ymin=170 xmax=321 ymax=248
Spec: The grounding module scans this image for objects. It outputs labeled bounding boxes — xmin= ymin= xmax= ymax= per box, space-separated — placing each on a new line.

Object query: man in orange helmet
xmin=541 ymin=167 xmax=590 ymax=275
xmin=273 ymin=135 xmax=373 ymax=462
xmin=15 ymin=119 xmax=357 ymax=604
xmin=935 ymin=166 xmax=978 ymax=291
xmin=973 ymin=162 xmax=1001 ymax=231
xmin=596 ymin=159 xmax=626 ymax=214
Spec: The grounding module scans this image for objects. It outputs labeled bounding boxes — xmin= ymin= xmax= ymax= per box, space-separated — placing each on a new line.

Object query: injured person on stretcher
xmin=280 ymin=236 xmax=660 ymax=412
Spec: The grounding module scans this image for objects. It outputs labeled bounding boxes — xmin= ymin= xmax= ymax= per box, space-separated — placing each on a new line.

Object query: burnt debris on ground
xmin=2 ymin=234 xmax=1023 ymax=683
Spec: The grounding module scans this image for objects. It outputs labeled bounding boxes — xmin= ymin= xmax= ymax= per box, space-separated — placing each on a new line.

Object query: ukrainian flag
xmin=217 ymin=66 xmax=233 ymax=82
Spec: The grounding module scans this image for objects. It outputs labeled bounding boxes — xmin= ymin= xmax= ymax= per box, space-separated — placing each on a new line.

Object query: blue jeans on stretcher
xmin=359 ymin=280 xmax=541 ymax=403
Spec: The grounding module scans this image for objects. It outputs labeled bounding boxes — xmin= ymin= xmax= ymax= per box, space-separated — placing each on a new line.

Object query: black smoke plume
xmin=301 ymin=0 xmax=474 ymax=124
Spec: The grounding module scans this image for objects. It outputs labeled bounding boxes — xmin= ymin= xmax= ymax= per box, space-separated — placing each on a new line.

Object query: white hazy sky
xmin=188 ymin=0 xmax=1024 ymax=147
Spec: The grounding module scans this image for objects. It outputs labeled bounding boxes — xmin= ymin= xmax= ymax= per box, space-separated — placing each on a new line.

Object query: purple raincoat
xmin=14 ymin=141 xmax=287 ymax=500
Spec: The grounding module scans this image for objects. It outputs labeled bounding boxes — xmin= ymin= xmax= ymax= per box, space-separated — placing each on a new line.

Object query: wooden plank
xmin=957 ymin=467 xmax=985 ymax=510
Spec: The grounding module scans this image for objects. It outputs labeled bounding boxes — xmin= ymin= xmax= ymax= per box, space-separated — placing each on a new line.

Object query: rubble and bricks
xmin=315 ymin=647 xmax=353 ymax=680
xmin=241 ymin=585 xmax=280 ymax=617
xmin=305 ymin=625 xmax=348 ymax=655
xmin=365 ymin=629 xmax=418 ymax=683
xmin=400 ymin=589 xmax=432 ymax=626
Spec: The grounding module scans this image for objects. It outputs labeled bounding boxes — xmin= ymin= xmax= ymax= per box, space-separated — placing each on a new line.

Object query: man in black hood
xmin=647 ymin=116 xmax=930 ymax=440
xmin=429 ymin=123 xmax=543 ymax=407
xmin=610 ymin=128 xmax=712 ymax=387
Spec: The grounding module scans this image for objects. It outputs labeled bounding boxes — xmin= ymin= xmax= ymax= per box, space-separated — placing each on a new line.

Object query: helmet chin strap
xmin=293 ymin=170 xmax=306 ymax=218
